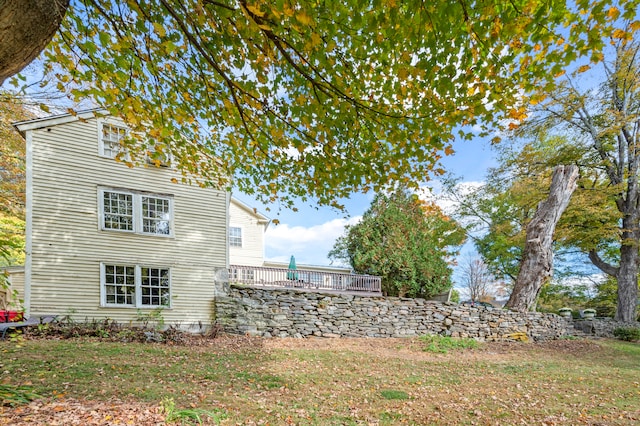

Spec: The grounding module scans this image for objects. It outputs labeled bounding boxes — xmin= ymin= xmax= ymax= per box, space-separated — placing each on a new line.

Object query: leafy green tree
xmin=329 ymin=189 xmax=465 ymax=297
xmin=1 ymin=0 xmax=635 ymax=209
xmin=0 ymin=94 xmax=29 ymax=218
xmin=452 ymin=133 xmax=620 ymax=281
xmin=0 ymin=94 xmax=33 ymax=265
xmin=523 ymin=36 xmax=640 ymax=321
xmin=450 ymin=289 xmax=461 ymax=304
xmin=0 ymin=215 xmax=25 ymax=267
xmin=587 ymin=277 xmax=619 ymax=318
xmin=537 ymin=281 xmax=591 ymax=314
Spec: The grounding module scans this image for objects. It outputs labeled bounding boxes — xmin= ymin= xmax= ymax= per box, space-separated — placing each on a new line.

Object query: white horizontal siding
xmin=28 ymin=117 xmax=226 ymax=325
xmin=229 ymin=200 xmax=266 ymax=266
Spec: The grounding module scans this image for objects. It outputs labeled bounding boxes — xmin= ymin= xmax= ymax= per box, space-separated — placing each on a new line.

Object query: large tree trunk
xmin=616 ymin=241 xmax=639 ymax=322
xmin=589 ymin=197 xmax=640 ymax=322
xmin=0 ymin=0 xmax=69 ymax=85
xmin=615 ymin=174 xmax=640 ymax=322
xmin=505 ymin=165 xmax=579 ymax=312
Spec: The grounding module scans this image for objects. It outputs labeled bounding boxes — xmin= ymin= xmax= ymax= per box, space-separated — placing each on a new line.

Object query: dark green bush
xmin=613 ymin=327 xmax=640 ymax=342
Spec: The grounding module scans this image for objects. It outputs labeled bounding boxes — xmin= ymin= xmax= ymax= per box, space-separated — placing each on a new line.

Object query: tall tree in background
xmin=0 ymin=94 xmax=32 ymax=265
xmin=460 ymin=257 xmax=499 ymax=303
xmin=505 ymin=165 xmax=579 ymax=312
xmin=526 ymin=37 xmax=640 ymax=321
xmin=329 ymin=189 xmax=465 ymax=297
xmin=452 ymin=136 xmax=621 ymax=312
xmin=0 ymin=1 xmax=634 ymax=209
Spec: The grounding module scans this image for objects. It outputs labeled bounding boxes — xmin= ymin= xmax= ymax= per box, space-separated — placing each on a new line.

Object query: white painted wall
xmin=228 ymin=199 xmax=268 ymax=267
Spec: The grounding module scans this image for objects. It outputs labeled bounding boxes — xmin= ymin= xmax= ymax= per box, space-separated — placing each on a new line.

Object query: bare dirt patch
xmin=263 ymin=335 xmax=605 ymax=361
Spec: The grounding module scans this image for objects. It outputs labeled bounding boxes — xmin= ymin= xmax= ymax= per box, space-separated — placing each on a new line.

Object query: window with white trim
xmin=100 ymin=188 xmax=173 ymax=236
xmin=146 ymin=143 xmax=172 ymax=167
xmin=102 ymin=264 xmax=171 ymax=308
xmin=141 ymin=195 xmax=171 ymax=234
xmin=103 ymin=191 xmax=133 ymax=231
xmin=103 ymin=264 xmax=136 ymax=305
xmin=99 ymin=122 xmax=127 ymax=158
xmin=229 ymin=226 xmax=242 ymax=247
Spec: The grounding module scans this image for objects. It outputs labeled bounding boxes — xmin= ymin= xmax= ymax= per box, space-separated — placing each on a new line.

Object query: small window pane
xmin=103 ymin=192 xmax=133 ymax=231
xmin=104 ymin=264 xmax=135 ymax=306
xmin=229 ymin=227 xmax=242 ymax=247
xmin=101 ymin=124 xmax=126 ymax=158
xmin=142 ymin=196 xmax=171 ymax=235
xmin=140 ymin=267 xmax=170 ymax=307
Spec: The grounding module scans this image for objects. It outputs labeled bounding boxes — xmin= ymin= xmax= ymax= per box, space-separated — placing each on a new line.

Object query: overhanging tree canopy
xmin=2 ymin=0 xmax=634 ymax=209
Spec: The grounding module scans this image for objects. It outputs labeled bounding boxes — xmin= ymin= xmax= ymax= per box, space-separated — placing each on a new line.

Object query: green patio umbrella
xmin=286 ymin=255 xmax=298 ymax=280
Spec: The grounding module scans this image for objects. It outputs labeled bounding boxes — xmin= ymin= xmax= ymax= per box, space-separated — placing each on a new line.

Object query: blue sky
xmin=235 ymin=135 xmax=498 ymax=283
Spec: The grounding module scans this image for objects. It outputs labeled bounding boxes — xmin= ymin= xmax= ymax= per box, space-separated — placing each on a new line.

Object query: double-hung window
xmin=100 ymin=188 xmax=173 ymax=237
xmin=101 ymin=264 xmax=170 ymax=308
xmin=229 ymin=226 xmax=242 ymax=247
xmin=99 ymin=122 xmax=127 ymax=159
xmin=146 ymin=143 xmax=172 ymax=167
xmin=103 ymin=191 xmax=133 ymax=231
xmin=141 ymin=195 xmax=171 ymax=234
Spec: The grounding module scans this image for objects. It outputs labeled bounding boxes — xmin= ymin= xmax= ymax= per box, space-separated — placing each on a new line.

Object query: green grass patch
xmin=419 ymin=334 xmax=479 ymax=353
xmin=161 ymin=398 xmax=227 ymax=425
xmin=0 ymin=384 xmax=40 ymax=406
xmin=379 ymin=389 xmax=409 ymax=400
xmin=379 ymin=411 xmax=405 ymax=424
xmin=235 ymin=371 xmax=284 ymax=389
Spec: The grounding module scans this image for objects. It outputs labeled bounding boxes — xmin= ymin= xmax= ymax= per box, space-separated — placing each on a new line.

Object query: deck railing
xmin=228 ymin=265 xmax=382 ymax=295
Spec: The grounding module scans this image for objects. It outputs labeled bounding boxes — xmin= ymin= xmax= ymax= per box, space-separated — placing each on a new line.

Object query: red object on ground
xmin=0 ymin=310 xmax=24 ymax=323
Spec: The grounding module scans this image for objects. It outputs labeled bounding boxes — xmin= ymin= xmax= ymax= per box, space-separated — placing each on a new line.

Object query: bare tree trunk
xmin=588 ymin=202 xmax=640 ymax=322
xmin=616 ymin=242 xmax=639 ymax=322
xmin=0 ymin=0 xmax=69 ymax=85
xmin=505 ymin=165 xmax=579 ymax=312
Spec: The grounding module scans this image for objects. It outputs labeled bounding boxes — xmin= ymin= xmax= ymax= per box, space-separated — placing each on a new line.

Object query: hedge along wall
xmin=214 ymin=284 xmax=573 ymax=341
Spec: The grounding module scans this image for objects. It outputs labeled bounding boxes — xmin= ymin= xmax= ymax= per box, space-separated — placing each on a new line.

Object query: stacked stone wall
xmin=215 ymin=284 xmax=572 ymax=341
xmin=571 ymin=317 xmax=640 ymax=337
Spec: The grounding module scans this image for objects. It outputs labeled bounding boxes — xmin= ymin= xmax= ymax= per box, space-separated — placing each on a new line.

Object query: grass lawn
xmin=0 ymin=335 xmax=639 ymax=425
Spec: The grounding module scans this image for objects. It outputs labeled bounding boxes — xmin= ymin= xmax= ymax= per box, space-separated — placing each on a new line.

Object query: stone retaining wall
xmin=215 ymin=284 xmax=572 ymax=341
xmin=572 ymin=317 xmax=640 ymax=338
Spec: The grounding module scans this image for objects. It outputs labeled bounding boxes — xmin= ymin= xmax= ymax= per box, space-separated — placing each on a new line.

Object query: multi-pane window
xmin=229 ymin=226 xmax=242 ymax=247
xmin=142 ymin=196 xmax=171 ymax=235
xmin=104 ymin=265 xmax=136 ymax=305
xmin=103 ymin=192 xmax=133 ymax=231
xmin=146 ymin=144 xmax=172 ymax=167
xmin=101 ymin=264 xmax=171 ymax=308
xmin=141 ymin=267 xmax=171 ymax=306
xmin=100 ymin=188 xmax=173 ymax=236
xmin=100 ymin=123 xmax=127 ymax=158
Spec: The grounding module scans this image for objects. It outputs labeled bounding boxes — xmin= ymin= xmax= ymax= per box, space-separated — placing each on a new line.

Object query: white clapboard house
xmin=3 ymin=110 xmax=381 ymax=328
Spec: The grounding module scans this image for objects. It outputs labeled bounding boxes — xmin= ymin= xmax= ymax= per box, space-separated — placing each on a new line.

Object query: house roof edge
xmin=12 ymin=107 xmax=107 ymax=135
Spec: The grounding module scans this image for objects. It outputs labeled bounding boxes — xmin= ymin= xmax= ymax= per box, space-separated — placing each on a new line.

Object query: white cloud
xmin=265 ymin=216 xmax=362 ymax=266
xmin=416 ymin=181 xmax=484 ymax=216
